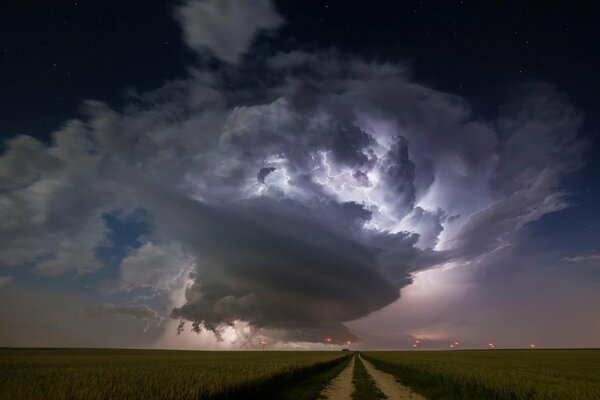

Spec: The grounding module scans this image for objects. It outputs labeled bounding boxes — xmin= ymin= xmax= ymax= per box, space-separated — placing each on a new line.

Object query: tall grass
xmin=364 ymin=349 xmax=600 ymax=400
xmin=0 ymin=348 xmax=348 ymax=400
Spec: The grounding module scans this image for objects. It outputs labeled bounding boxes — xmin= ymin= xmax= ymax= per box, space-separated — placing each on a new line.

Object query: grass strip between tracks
xmin=352 ymin=356 xmax=386 ymax=400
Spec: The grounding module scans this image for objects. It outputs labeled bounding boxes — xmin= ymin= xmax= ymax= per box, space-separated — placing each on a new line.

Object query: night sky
xmin=1 ymin=0 xmax=599 ymax=349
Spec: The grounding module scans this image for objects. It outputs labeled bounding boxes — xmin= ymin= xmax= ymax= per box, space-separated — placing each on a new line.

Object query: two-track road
xmin=320 ymin=354 xmax=425 ymax=399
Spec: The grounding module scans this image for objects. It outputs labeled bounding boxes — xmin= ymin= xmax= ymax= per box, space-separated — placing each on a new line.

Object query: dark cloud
xmin=329 ymin=124 xmax=374 ymax=167
xmin=0 ymin=0 xmax=588 ymax=346
xmin=134 ymin=185 xmax=399 ymax=343
xmin=257 ymin=167 xmax=276 ymax=183
xmin=380 ymin=136 xmax=416 ymax=218
xmin=87 ymin=303 xmax=164 ymax=325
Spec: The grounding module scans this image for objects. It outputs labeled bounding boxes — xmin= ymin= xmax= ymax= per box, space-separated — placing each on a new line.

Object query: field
xmin=0 ymin=348 xmax=349 ymax=400
xmin=364 ymin=349 xmax=600 ymax=400
xmin=3 ymin=348 xmax=600 ymax=400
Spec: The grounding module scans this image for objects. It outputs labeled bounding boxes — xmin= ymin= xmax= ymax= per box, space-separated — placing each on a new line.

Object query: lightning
xmin=313 ymin=151 xmax=352 ymax=188
xmin=309 ymin=149 xmax=407 ymax=232
xmin=248 ymin=148 xmax=413 ymax=234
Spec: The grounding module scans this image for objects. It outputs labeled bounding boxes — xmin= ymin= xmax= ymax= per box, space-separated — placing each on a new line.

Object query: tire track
xmin=359 ymin=356 xmax=425 ymax=400
xmin=320 ymin=355 xmax=355 ymax=399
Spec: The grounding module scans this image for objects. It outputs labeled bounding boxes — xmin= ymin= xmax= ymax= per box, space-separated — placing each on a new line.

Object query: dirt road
xmin=320 ymin=355 xmax=356 ymax=399
xmin=359 ymin=356 xmax=425 ymax=400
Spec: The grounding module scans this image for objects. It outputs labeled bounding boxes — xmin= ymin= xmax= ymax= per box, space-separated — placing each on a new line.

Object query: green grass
xmin=352 ymin=356 xmax=386 ymax=400
xmin=0 ymin=348 xmax=349 ymax=400
xmin=364 ymin=349 xmax=600 ymax=400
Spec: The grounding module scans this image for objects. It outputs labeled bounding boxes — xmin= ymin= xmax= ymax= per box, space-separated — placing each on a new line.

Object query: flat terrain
xmin=0 ymin=348 xmax=347 ymax=400
xmin=2 ymin=348 xmax=600 ymax=399
xmin=365 ymin=349 xmax=600 ymax=400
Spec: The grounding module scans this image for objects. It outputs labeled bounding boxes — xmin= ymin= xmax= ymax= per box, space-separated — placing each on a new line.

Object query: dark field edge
xmin=361 ymin=354 xmax=531 ymax=400
xmin=210 ymin=354 xmax=352 ymax=400
xmin=281 ymin=354 xmax=353 ymax=400
xmin=0 ymin=353 xmax=352 ymax=400
xmin=352 ymin=356 xmax=386 ymax=400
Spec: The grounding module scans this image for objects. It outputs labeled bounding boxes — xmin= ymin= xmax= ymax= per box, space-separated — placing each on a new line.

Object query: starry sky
xmin=0 ymin=0 xmax=599 ymax=350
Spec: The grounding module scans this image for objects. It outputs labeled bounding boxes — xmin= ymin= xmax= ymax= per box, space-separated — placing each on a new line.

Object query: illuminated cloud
xmin=176 ymin=0 xmax=284 ymax=64
xmin=0 ymin=0 xmax=587 ymax=346
xmin=108 ymin=242 xmax=192 ymax=293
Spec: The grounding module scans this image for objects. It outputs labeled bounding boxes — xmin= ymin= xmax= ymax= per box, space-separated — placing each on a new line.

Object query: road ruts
xmin=320 ymin=355 xmax=356 ymax=399
xmin=359 ymin=356 xmax=425 ymax=400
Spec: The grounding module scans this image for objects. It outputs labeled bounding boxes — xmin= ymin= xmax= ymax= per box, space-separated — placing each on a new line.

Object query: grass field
xmin=364 ymin=349 xmax=600 ymax=400
xmin=3 ymin=348 xmax=600 ymax=400
xmin=0 ymin=348 xmax=348 ymax=400
xmin=351 ymin=356 xmax=385 ymax=400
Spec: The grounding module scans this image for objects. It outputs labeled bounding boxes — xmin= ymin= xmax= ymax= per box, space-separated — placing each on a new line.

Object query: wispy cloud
xmin=562 ymin=253 xmax=600 ymax=262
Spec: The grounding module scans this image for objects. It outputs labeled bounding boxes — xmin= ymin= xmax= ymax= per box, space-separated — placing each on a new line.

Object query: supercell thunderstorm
xmin=0 ymin=0 xmax=584 ymax=345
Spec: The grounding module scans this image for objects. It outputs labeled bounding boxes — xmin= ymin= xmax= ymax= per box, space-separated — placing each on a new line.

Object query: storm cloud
xmin=0 ymin=0 xmax=586 ymax=345
xmin=87 ymin=303 xmax=164 ymax=325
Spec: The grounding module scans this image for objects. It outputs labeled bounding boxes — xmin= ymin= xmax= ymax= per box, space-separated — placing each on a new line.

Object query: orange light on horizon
xmin=326 ymin=338 xmax=332 ymax=343
xmin=530 ymin=343 xmax=536 ymax=349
